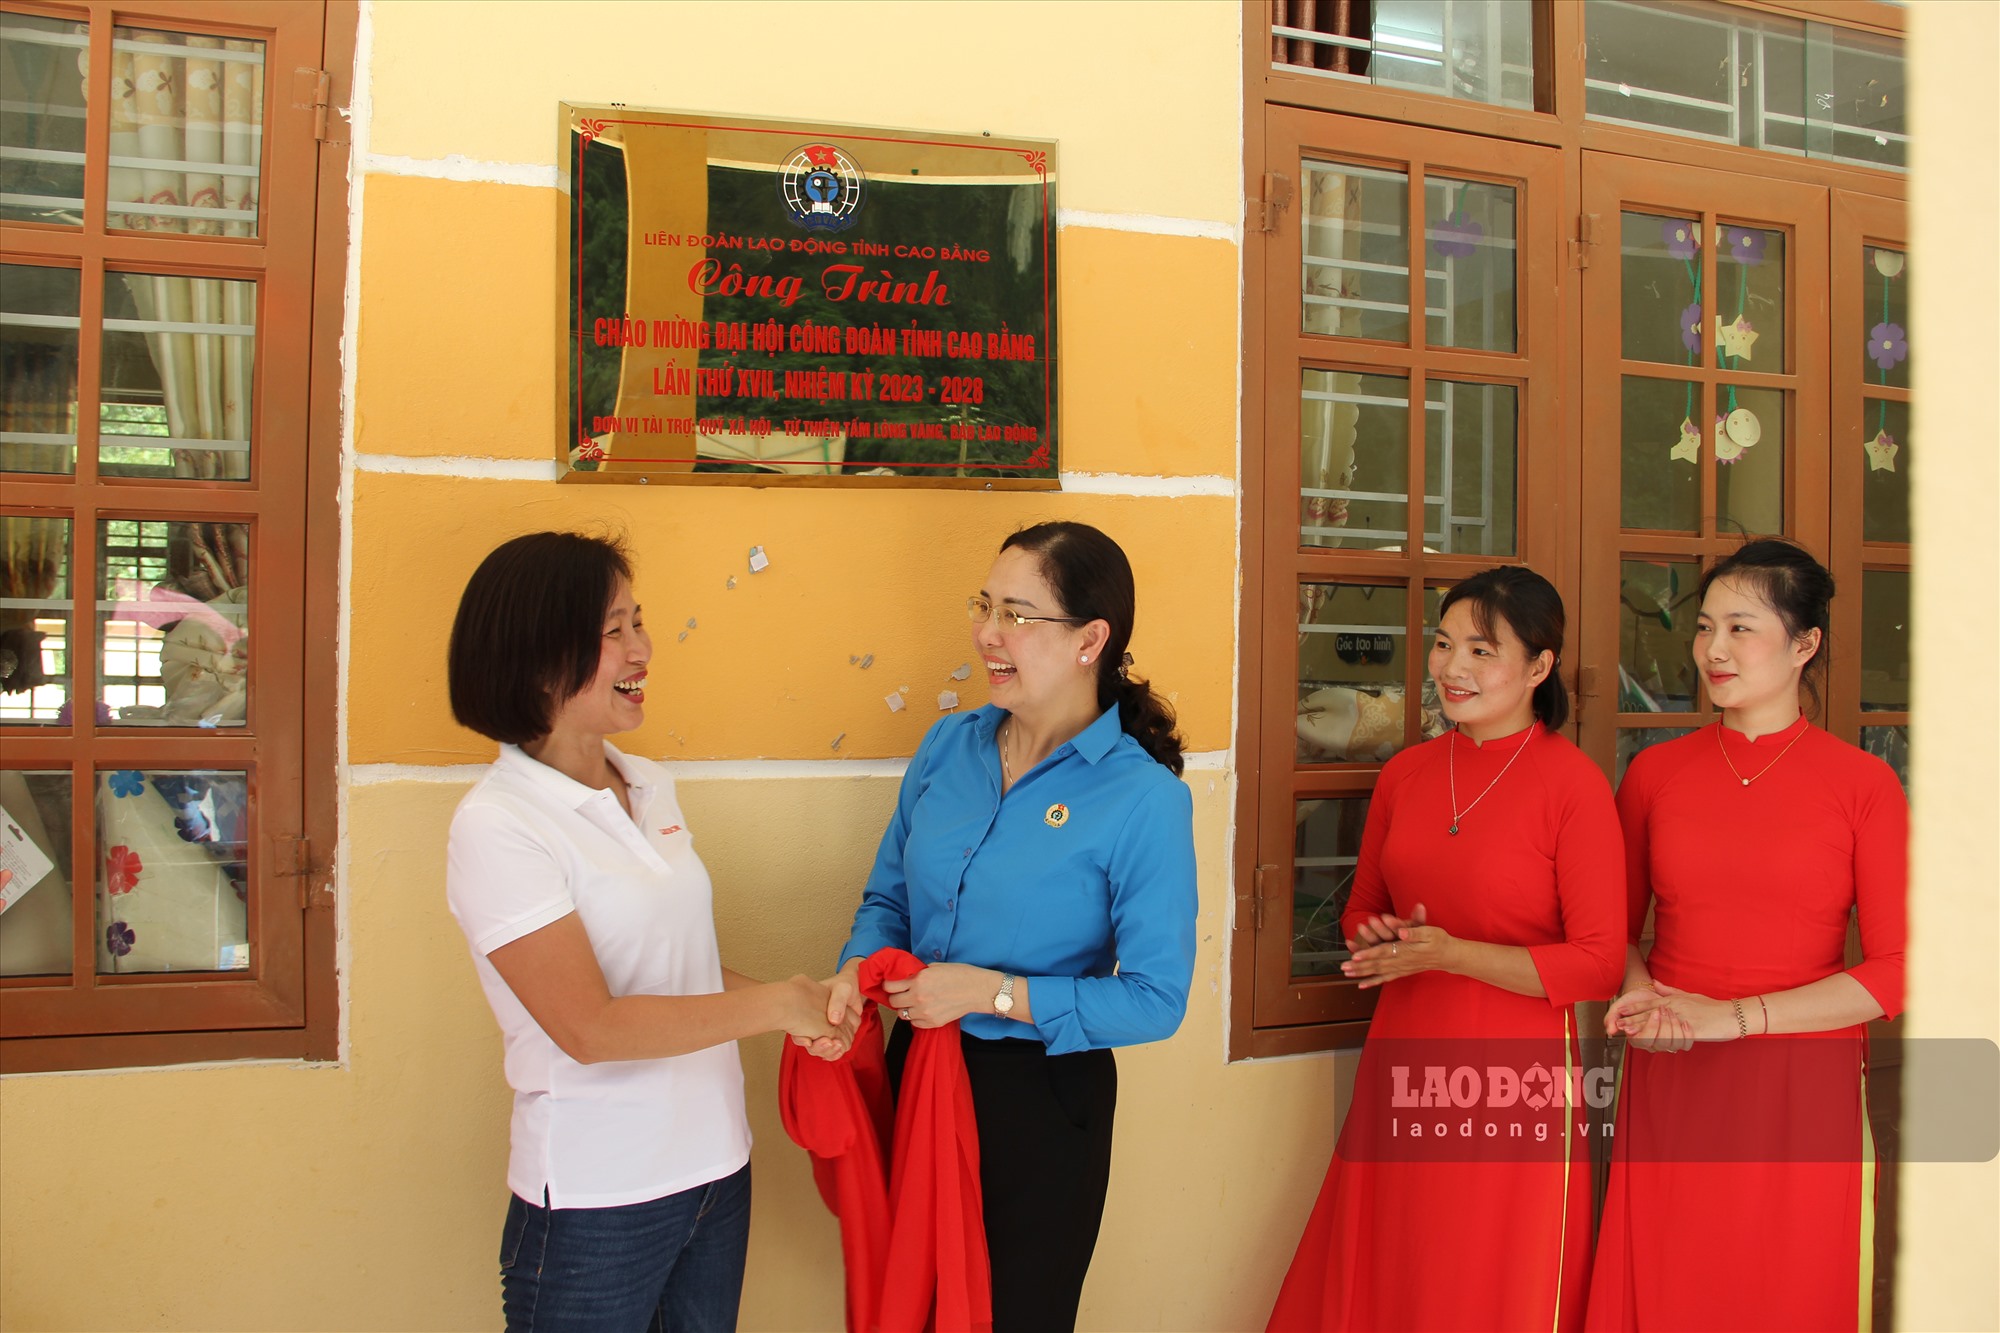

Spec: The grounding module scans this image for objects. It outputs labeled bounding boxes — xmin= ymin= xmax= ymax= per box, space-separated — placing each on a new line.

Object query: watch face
xmin=994 ymin=992 xmax=1014 ymax=1014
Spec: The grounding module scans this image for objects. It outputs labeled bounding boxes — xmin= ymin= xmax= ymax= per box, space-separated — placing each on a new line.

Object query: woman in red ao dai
xmin=1269 ymin=567 xmax=1625 ymax=1333
xmin=1586 ymin=540 xmax=1906 ymax=1332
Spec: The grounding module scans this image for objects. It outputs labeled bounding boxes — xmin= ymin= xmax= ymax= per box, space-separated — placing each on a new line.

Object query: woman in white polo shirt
xmin=445 ymin=531 xmax=852 ymax=1332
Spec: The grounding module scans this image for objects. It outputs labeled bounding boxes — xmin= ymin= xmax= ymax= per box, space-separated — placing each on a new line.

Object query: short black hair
xmin=1437 ymin=565 xmax=1571 ymax=731
xmin=1698 ymin=537 xmax=1835 ymax=715
xmin=448 ymin=531 xmax=632 ymax=745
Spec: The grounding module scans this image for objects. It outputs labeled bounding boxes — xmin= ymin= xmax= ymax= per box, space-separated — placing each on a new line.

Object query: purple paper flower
xmin=1662 ymin=218 xmax=1699 ymax=261
xmin=1723 ymin=227 xmax=1767 ymax=267
xmin=1679 ymin=303 xmax=1703 ymax=355
xmin=54 ymin=701 xmax=115 ymax=726
xmin=1429 ymin=214 xmax=1484 ymax=260
xmin=105 ymin=922 xmax=136 ymax=957
xmin=1868 ymin=322 xmax=1908 ymax=370
xmin=108 ymin=769 xmax=145 ymax=798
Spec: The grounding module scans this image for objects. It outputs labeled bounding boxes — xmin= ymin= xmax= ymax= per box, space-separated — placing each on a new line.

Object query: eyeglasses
xmin=967 ymin=594 xmax=1087 ymax=632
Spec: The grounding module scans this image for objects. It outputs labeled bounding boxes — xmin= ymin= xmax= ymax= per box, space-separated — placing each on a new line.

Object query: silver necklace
xmin=1000 ymin=718 xmax=1014 ymax=788
xmin=1448 ymin=723 xmax=1537 ymax=835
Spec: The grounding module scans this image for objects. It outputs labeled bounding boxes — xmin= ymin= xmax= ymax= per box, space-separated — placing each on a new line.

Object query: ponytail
xmin=1105 ymin=657 xmax=1186 ymax=777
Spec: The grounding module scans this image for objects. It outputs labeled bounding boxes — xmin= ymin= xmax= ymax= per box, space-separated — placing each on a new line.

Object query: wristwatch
xmin=993 ymin=974 xmax=1016 ymax=1016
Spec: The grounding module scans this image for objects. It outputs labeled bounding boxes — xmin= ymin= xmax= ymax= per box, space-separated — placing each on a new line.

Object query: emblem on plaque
xmin=779 ymin=143 xmax=865 ymax=232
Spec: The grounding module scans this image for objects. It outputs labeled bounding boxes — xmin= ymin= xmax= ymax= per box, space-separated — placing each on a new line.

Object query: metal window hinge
xmin=292 ymin=67 xmax=336 ymax=143
xmin=1570 ymin=212 xmax=1600 ymax=269
xmin=1575 ymin=664 xmax=1600 ymax=725
xmin=1236 ymin=863 xmax=1279 ymax=931
xmin=274 ymin=836 xmax=332 ymax=910
xmin=1256 ymin=172 xmax=1294 ymax=234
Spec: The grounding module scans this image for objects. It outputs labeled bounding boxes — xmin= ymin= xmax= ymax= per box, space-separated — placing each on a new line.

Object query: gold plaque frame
xmin=557 ymin=104 xmax=1059 ymax=488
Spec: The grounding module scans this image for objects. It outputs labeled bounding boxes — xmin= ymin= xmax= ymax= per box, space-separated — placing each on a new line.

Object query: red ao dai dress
xmin=1586 ymin=719 xmax=1907 ymax=1333
xmin=1269 ymin=723 xmax=1627 ymax=1333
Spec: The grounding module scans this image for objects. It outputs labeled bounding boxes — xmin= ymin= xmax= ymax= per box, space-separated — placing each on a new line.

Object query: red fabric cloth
xmin=778 ymin=947 xmax=991 ymax=1333
xmin=1586 ymin=721 xmax=1906 ymax=1332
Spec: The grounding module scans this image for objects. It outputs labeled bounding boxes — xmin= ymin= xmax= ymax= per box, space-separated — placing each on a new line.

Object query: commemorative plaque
xmin=558 ymin=104 xmax=1059 ymax=486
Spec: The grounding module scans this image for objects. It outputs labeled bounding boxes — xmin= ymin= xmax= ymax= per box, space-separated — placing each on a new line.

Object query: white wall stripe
xmin=363 ymin=151 xmax=557 ymax=189
xmin=1057 ymin=471 xmax=1236 ymax=497
xmin=355 ymin=453 xmax=558 ymax=481
xmin=351 ymin=749 xmax=1228 ymax=788
xmin=1057 ymin=208 xmax=1242 ymax=244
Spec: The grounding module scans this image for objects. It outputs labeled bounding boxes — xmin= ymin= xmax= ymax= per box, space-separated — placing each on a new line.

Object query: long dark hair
xmin=1698 ymin=538 xmax=1834 ymax=715
xmin=1001 ymin=521 xmax=1185 ymax=775
xmin=1437 ymin=566 xmax=1570 ymax=731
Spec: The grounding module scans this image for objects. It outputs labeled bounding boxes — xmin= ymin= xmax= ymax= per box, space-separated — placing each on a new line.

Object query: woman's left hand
xmin=881 ymin=963 xmax=1004 ymax=1028
xmin=1612 ymin=981 xmax=1740 ymax=1043
xmin=1342 ymin=905 xmax=1456 ymax=989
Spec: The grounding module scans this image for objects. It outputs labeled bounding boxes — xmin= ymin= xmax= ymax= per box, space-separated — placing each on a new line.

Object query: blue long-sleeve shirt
xmin=839 ymin=703 xmax=1197 ymax=1054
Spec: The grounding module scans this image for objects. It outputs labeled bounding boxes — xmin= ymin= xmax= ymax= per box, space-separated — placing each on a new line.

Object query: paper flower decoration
xmin=105 ymin=845 xmax=144 ymax=895
xmin=108 ymin=769 xmax=146 ymax=798
xmin=1872 ymin=250 xmax=1905 ymax=279
xmin=1679 ymin=303 xmax=1704 ymax=355
xmin=1662 ymin=218 xmax=1699 ymax=261
xmin=1865 ymin=430 xmax=1899 ymax=473
xmin=1869 ymin=322 xmax=1908 ymax=370
xmin=1670 ymin=417 xmax=1701 ymax=464
xmin=1714 ymin=314 xmax=1759 ymax=361
xmin=1430 ymin=214 xmax=1484 ymax=260
xmin=1722 ymin=227 xmax=1767 ymax=267
xmin=105 ymin=922 xmax=137 ymax=958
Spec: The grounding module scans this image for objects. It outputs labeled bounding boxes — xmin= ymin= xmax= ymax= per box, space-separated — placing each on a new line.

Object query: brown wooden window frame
xmin=0 ymin=0 xmax=351 ymax=1073
xmin=1235 ymin=0 xmax=1907 ymax=1061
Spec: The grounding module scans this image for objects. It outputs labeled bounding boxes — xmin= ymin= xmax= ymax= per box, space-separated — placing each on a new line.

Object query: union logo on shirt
xmin=657 ymin=825 xmax=683 ymax=837
xmin=1044 ymin=803 xmax=1069 ymax=829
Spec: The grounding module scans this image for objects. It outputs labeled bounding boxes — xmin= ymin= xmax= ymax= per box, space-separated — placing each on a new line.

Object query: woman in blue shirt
xmin=826 ymin=520 xmax=1198 ymax=1332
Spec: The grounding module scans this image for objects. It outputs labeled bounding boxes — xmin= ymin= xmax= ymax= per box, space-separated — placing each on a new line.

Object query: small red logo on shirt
xmin=1044 ymin=804 xmax=1069 ymax=828
xmin=657 ymin=825 xmax=683 ymax=837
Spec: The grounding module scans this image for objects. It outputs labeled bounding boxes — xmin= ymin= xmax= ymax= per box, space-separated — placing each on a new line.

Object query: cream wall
xmin=1 ymin=3 xmax=1351 ymax=1330
xmin=5 ymin=2 xmax=1995 ymax=1330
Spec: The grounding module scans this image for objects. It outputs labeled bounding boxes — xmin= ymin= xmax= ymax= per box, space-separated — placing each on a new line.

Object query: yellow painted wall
xmin=6 ymin=1 xmax=1994 ymax=1329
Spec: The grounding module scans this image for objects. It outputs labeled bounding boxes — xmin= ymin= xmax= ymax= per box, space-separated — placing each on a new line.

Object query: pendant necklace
xmin=1000 ymin=718 xmax=1014 ymax=789
xmin=1448 ymin=723 xmax=1537 ymax=835
xmin=1716 ymin=719 xmax=1809 ymax=787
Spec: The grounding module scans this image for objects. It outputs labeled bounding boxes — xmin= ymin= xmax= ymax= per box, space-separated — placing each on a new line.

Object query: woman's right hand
xmin=824 ymin=956 xmax=865 ymax=1028
xmin=1345 ymin=904 xmax=1423 ymax=953
xmin=780 ymin=975 xmax=854 ymax=1057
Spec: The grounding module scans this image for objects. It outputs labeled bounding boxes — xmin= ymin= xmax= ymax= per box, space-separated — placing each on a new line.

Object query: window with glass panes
xmin=0 ymin=0 xmax=344 ymax=1071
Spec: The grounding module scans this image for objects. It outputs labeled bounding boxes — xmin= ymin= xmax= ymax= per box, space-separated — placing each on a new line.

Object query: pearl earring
xmin=1080 ymin=655 xmax=1091 ymax=664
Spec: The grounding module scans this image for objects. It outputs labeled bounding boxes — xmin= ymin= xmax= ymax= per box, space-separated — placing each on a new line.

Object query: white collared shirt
xmin=445 ymin=742 xmax=750 ymax=1209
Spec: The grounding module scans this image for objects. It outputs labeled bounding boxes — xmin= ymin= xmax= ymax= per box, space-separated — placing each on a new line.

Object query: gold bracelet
xmin=1731 ymin=998 xmax=1748 ymax=1038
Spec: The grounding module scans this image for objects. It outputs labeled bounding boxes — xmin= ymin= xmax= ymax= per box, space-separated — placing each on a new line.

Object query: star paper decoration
xmin=1714 ymin=314 xmax=1759 ymax=362
xmin=1670 ymin=417 xmax=1701 ymax=464
xmin=1865 ymin=429 xmax=1899 ymax=473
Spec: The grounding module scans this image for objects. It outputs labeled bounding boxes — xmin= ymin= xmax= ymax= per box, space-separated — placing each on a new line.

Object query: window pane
xmin=1862 ymin=247 xmax=1910 ymax=390
xmin=97 ymin=768 xmax=249 ymax=974
xmin=1859 ymin=569 xmax=1909 ymax=713
xmin=1424 ymin=176 xmax=1517 ymax=352
xmin=1620 ymin=376 xmax=1700 ymax=533
xmin=1620 ymin=212 xmax=1704 ymax=367
xmin=0 ymin=12 xmax=88 ymax=226
xmin=1303 ymin=162 xmax=1410 ymax=343
xmin=108 ymin=27 xmax=264 ymax=237
xmin=1810 ymin=25 xmax=1907 ymax=171
xmin=1860 ymin=725 xmax=1909 ymax=797
xmin=1620 ymin=558 xmax=1700 ymax=712
xmin=1298 ymin=583 xmax=1420 ymax=762
xmin=0 ymin=769 xmax=73 ymax=977
xmin=1 ymin=262 xmax=81 ymax=476
xmin=1716 ymin=384 xmax=1783 ymax=536
xmin=1293 ymin=796 xmax=1371 ymax=977
xmin=1714 ymin=222 xmax=1785 ymax=372
xmin=0 ymin=515 xmax=73 ymax=724
xmin=1424 ymin=379 xmax=1517 ymax=556
xmin=101 ymin=272 xmax=255 ymax=479
xmin=1862 ymin=396 xmax=1909 ymax=545
xmin=1301 ymin=368 xmax=1411 ymax=551
xmin=1616 ymin=725 xmax=1684 ymax=785
xmin=1272 ymin=0 xmax=1535 ymax=110
xmin=97 ymin=519 xmax=248 ymax=726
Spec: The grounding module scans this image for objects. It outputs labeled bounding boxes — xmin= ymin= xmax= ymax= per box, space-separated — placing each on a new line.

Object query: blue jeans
xmin=499 ymin=1163 xmax=751 ymax=1333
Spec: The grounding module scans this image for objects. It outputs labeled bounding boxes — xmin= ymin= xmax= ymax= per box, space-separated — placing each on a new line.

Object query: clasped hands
xmin=1341 ymin=903 xmax=1457 ymax=989
xmin=791 ymin=959 xmax=1005 ymax=1060
xmin=1603 ymin=980 xmax=1740 ymax=1052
